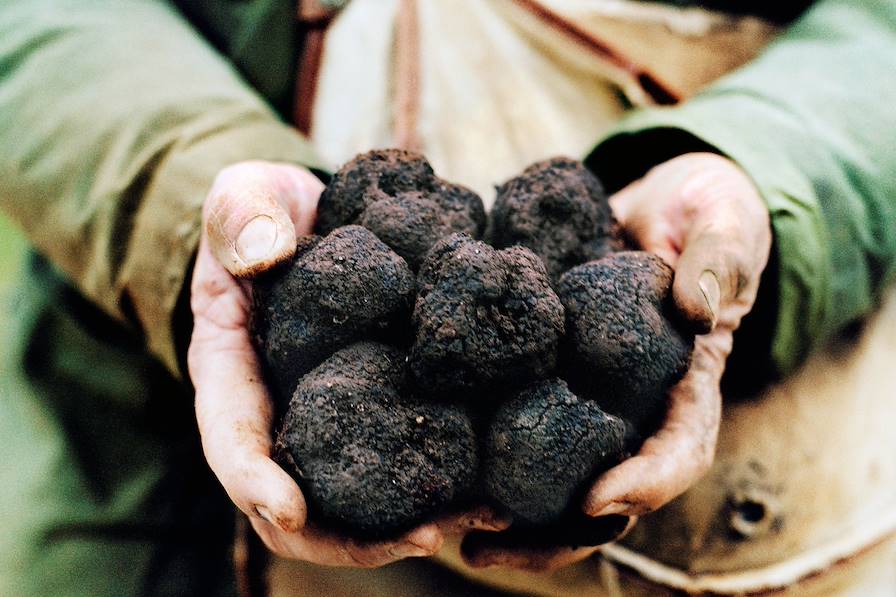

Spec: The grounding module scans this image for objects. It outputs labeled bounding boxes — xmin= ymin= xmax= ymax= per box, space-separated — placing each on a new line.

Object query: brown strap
xmin=293 ymin=0 xmax=343 ymax=135
xmin=393 ymin=0 xmax=422 ymax=151
xmin=509 ymin=0 xmax=681 ymax=105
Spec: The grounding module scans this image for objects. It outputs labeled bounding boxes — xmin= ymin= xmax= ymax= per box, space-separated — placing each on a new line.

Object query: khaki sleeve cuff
xmin=121 ymin=115 xmax=326 ymax=376
xmin=587 ymin=103 xmax=830 ymax=375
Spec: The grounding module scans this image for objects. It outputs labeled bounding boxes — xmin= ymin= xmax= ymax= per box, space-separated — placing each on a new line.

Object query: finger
xmin=251 ymin=518 xmax=444 ymax=567
xmin=583 ymin=338 xmax=725 ymax=517
xmin=206 ymin=185 xmax=297 ymax=279
xmin=671 ymin=229 xmax=749 ymax=334
xmin=205 ymin=162 xmax=323 ymax=278
xmin=434 ymin=505 xmax=512 ymax=535
xmin=189 ymin=238 xmax=306 ymax=532
xmin=609 ymin=181 xmax=680 ymax=267
xmin=461 ymin=515 xmax=631 ymax=571
xmin=464 ymin=542 xmax=600 ymax=572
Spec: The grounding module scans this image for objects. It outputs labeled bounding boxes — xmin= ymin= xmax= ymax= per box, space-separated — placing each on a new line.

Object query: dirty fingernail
xmin=467 ymin=510 xmax=508 ymax=531
xmin=592 ymin=502 xmax=628 ymax=517
xmin=254 ymin=504 xmax=275 ymax=525
xmin=478 ymin=518 xmax=508 ymax=532
xmin=698 ymin=270 xmax=721 ymax=328
xmin=236 ymin=215 xmax=278 ymax=263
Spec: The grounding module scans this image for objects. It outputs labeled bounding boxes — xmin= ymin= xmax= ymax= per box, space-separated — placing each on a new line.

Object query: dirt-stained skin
xmin=252 ymin=155 xmax=695 ymax=540
xmin=315 ymin=149 xmax=486 ymax=270
xmin=489 ymin=157 xmax=622 ymax=283
xmin=409 ymin=233 xmax=565 ymax=401
xmin=250 ymin=226 xmax=415 ymax=410
xmin=558 ymin=251 xmax=694 ymax=433
xmin=274 ymin=342 xmax=478 ymax=538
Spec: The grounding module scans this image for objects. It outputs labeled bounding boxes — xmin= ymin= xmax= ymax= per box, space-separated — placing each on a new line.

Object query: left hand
xmin=189 ymin=161 xmax=509 ymax=567
xmin=463 ymin=152 xmax=772 ymax=571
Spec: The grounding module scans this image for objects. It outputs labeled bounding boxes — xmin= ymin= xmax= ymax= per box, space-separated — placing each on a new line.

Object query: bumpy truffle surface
xmin=410 ymin=234 xmax=565 ymax=400
xmin=558 ymin=251 xmax=694 ymax=431
xmin=276 ymin=342 xmax=478 ymax=538
xmin=483 ymin=378 xmax=626 ymax=526
xmin=315 ymin=149 xmax=486 ymax=269
xmin=251 ymin=226 xmax=414 ymax=408
xmin=490 ymin=157 xmax=621 ymax=282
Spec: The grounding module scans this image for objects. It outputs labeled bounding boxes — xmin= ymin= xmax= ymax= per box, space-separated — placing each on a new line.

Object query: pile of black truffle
xmin=251 ymin=150 xmax=694 ymax=543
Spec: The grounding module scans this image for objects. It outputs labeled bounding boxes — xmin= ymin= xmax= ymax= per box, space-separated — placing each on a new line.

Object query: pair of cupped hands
xmin=188 ymin=153 xmax=771 ymax=571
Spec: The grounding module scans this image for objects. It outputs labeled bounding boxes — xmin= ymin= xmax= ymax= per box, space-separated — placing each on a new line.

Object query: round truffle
xmin=315 ymin=149 xmax=486 ymax=269
xmin=557 ymin=251 xmax=694 ymax=432
xmin=251 ymin=226 xmax=415 ymax=408
xmin=490 ymin=157 xmax=622 ymax=282
xmin=483 ymin=378 xmax=626 ymax=526
xmin=275 ymin=342 xmax=479 ymax=538
xmin=409 ymin=233 xmax=565 ymax=400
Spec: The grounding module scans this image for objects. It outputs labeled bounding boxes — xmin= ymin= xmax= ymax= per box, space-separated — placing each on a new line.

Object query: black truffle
xmin=483 ymin=378 xmax=626 ymax=526
xmin=490 ymin=157 xmax=622 ymax=282
xmin=409 ymin=234 xmax=565 ymax=400
xmin=315 ymin=149 xmax=486 ymax=269
xmin=558 ymin=251 xmax=694 ymax=432
xmin=251 ymin=226 xmax=415 ymax=408
xmin=275 ymin=342 xmax=478 ymax=538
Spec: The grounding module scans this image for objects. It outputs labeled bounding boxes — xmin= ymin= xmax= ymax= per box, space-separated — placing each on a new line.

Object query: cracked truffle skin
xmin=251 ymin=226 xmax=415 ymax=408
xmin=490 ymin=157 xmax=622 ymax=282
xmin=483 ymin=378 xmax=627 ymax=526
xmin=275 ymin=342 xmax=479 ymax=538
xmin=410 ymin=233 xmax=565 ymax=399
xmin=315 ymin=149 xmax=486 ymax=269
xmin=558 ymin=251 xmax=694 ymax=432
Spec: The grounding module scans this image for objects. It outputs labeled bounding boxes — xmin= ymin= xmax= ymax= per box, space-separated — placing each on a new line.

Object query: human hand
xmin=463 ymin=152 xmax=772 ymax=571
xmin=583 ymin=152 xmax=771 ymax=517
xmin=187 ymin=161 xmax=506 ymax=565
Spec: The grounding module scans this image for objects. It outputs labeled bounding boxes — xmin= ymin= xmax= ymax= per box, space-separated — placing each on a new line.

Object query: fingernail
xmin=468 ymin=510 xmax=509 ymax=532
xmin=236 ymin=215 xmax=278 ymax=264
xmin=698 ymin=270 xmax=721 ymax=329
xmin=254 ymin=504 xmax=275 ymax=525
xmin=591 ymin=502 xmax=628 ymax=517
xmin=478 ymin=518 xmax=508 ymax=532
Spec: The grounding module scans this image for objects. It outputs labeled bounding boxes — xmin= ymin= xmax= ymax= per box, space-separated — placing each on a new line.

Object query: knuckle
xmin=346 ymin=542 xmax=385 ymax=568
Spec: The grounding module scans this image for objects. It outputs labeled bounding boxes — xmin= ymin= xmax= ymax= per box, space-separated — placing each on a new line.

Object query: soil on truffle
xmin=315 ymin=149 xmax=486 ymax=270
xmin=251 ymin=226 xmax=415 ymax=410
xmin=558 ymin=251 xmax=694 ymax=433
xmin=275 ymin=342 xmax=479 ymax=538
xmin=410 ymin=234 xmax=565 ymax=401
xmin=489 ymin=157 xmax=622 ymax=283
xmin=482 ymin=378 xmax=627 ymax=526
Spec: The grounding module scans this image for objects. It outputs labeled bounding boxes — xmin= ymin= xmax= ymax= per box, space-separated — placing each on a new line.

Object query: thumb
xmin=671 ymin=230 xmax=746 ymax=334
xmin=204 ymin=162 xmax=323 ymax=278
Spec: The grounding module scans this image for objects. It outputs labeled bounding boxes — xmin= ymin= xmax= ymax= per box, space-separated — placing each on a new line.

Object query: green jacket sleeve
xmin=587 ymin=0 xmax=896 ymax=375
xmin=0 ymin=0 xmax=324 ymax=376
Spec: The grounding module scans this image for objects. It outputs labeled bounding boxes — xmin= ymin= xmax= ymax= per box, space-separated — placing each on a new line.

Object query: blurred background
xmin=0 ymin=215 xmax=24 ymax=378
xmin=0 ymin=216 xmax=24 ymax=304
xmin=0 ymin=215 xmax=23 ymax=282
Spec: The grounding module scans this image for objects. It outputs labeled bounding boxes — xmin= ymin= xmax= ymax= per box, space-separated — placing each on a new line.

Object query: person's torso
xmin=20 ymin=1 xmax=896 ymax=594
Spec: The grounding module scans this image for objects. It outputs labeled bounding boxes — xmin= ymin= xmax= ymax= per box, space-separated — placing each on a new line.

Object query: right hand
xmin=462 ymin=153 xmax=771 ymax=572
xmin=187 ymin=160 xmax=507 ymax=566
